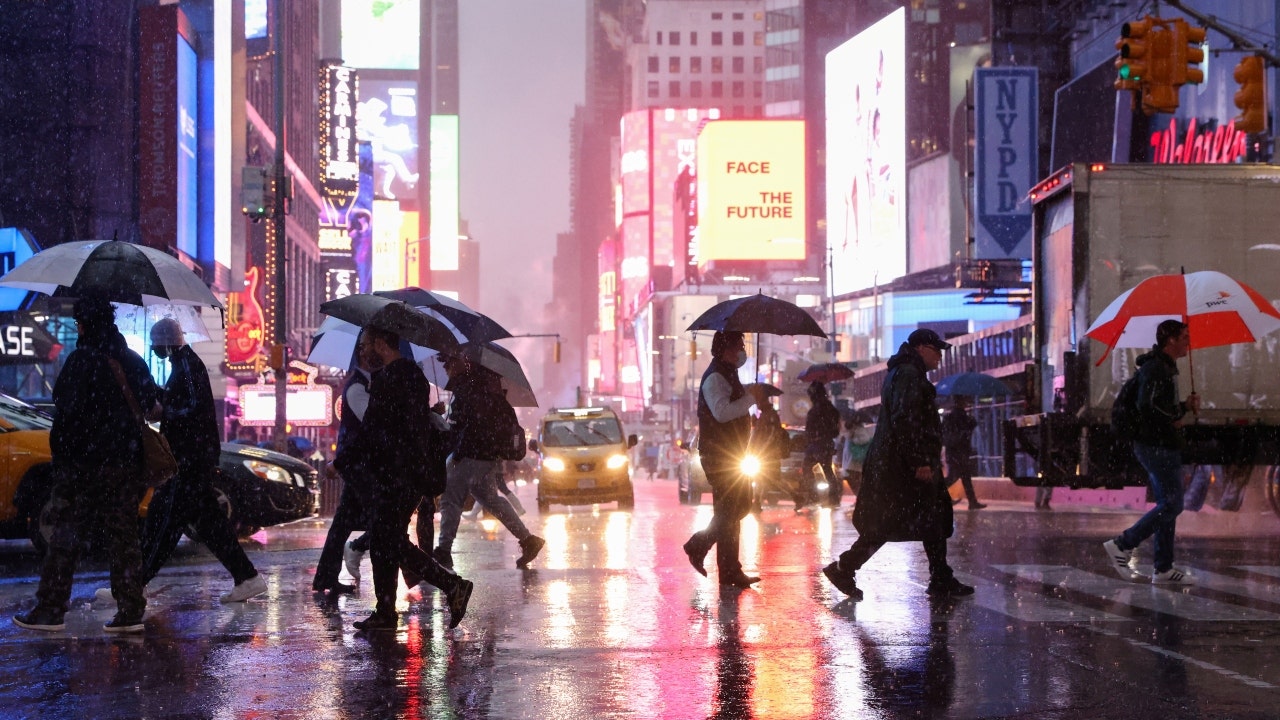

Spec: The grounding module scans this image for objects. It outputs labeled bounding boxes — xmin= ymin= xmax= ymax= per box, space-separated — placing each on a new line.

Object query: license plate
xmin=577 ymin=479 xmax=596 ymax=489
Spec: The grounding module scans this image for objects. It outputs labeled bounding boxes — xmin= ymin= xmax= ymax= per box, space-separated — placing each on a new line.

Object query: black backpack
xmin=1110 ymin=372 xmax=1142 ymax=441
xmin=496 ymin=397 xmax=528 ymax=462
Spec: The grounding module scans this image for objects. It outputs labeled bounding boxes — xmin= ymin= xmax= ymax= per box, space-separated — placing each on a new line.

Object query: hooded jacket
xmin=51 ymin=324 xmax=160 ymax=470
xmin=446 ymin=366 xmax=509 ymax=461
xmin=1132 ymin=346 xmax=1187 ymax=449
xmin=851 ymin=342 xmax=953 ymax=542
xmin=159 ymin=344 xmax=220 ymax=471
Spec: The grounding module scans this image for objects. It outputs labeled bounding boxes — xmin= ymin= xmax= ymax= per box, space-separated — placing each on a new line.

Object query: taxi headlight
xmin=243 ymin=459 xmax=290 ymax=484
xmin=542 ymin=457 xmax=566 ymax=472
xmin=605 ymin=454 xmax=628 ymax=470
xmin=739 ymin=454 xmax=761 ymax=478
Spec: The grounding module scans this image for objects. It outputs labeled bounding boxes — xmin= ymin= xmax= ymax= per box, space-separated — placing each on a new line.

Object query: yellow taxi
xmin=529 ymin=407 xmax=638 ymax=512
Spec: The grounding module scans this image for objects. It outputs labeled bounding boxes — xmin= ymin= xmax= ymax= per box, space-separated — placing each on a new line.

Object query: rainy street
xmin=2 ymin=480 xmax=1280 ymax=719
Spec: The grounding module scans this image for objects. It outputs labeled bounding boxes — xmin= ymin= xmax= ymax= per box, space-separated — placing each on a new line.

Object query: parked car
xmin=0 ymin=393 xmax=318 ymax=552
xmin=678 ymin=426 xmax=810 ymax=507
xmin=676 ymin=429 xmax=713 ymax=505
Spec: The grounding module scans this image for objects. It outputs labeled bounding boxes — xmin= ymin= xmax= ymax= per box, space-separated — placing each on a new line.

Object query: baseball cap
xmin=907 ymin=328 xmax=951 ymax=351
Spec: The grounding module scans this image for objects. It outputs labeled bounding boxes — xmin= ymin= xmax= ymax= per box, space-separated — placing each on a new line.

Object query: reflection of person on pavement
xmin=348 ymin=208 xmax=373 ymax=294
xmin=710 ymin=596 xmax=752 ymax=720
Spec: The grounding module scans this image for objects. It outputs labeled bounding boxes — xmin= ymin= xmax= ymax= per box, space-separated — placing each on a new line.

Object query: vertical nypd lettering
xmin=975 ymin=68 xmax=1038 ymax=258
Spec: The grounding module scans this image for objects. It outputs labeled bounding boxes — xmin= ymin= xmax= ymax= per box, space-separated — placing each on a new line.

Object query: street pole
xmin=272 ymin=7 xmax=288 ymax=453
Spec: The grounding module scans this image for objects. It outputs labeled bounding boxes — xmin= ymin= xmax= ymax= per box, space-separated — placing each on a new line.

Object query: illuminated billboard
xmin=319 ymin=65 xmax=360 ymax=201
xmin=430 ymin=115 xmax=460 ymax=272
xmin=341 ymin=0 xmax=419 ymax=70
xmin=139 ymin=6 xmax=199 ymax=257
xmin=357 ymin=78 xmax=419 ymax=202
xmin=696 ymin=120 xmax=805 ymax=263
xmin=370 ymin=200 xmax=409 ymax=291
xmin=652 ymin=108 xmax=718 ymax=269
xmin=620 ymin=111 xmax=650 ymax=215
xmin=826 ymin=8 xmax=906 ymax=296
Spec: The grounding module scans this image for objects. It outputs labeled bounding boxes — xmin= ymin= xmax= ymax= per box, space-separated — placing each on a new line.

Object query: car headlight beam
xmin=605 ymin=454 xmax=628 ymax=470
xmin=739 ymin=454 xmax=761 ymax=478
xmin=243 ymin=459 xmax=290 ymax=484
xmin=542 ymin=457 xmax=566 ymax=472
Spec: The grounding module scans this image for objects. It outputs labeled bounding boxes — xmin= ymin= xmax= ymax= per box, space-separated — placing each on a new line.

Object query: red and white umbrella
xmin=1085 ymin=270 xmax=1280 ymax=363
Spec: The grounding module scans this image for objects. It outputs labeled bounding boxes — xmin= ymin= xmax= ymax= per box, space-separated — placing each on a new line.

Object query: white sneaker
xmin=220 ymin=574 xmax=268 ymax=604
xmin=463 ymin=505 xmax=483 ymax=520
xmin=94 ymin=587 xmax=114 ymax=603
xmin=1151 ymin=567 xmax=1195 ymax=585
xmin=504 ymin=492 xmax=527 ymax=517
xmin=1102 ymin=540 xmax=1144 ymax=581
xmin=343 ymin=543 xmax=366 ymax=583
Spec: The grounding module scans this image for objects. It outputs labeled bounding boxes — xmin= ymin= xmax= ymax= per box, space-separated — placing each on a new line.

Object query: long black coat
xmin=159 ymin=345 xmax=220 ymax=472
xmin=852 ymin=343 xmax=953 ymax=542
xmin=341 ymin=357 xmax=435 ymax=492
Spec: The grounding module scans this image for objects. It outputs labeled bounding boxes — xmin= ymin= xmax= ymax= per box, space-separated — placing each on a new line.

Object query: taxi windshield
xmin=541 ymin=417 xmax=624 ymax=447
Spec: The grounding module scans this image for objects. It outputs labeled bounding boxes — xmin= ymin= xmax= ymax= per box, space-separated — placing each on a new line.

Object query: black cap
xmin=907 ymin=328 xmax=951 ymax=351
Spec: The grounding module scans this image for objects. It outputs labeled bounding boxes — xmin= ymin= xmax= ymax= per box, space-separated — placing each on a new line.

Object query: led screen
xmin=696 ymin=120 xmax=805 ymax=262
xmin=370 ymin=199 xmax=405 ymax=291
xmin=620 ymin=111 xmax=650 ymax=215
xmin=652 ymin=108 xmax=719 ymax=269
xmin=357 ymin=79 xmax=419 ymax=202
xmin=341 ymin=0 xmax=420 ymax=70
xmin=430 ymin=115 xmax=460 ymax=271
xmin=826 ymin=8 xmax=906 ymax=296
xmin=176 ymin=34 xmax=198 ymax=259
xmin=245 ymin=0 xmax=267 ymax=40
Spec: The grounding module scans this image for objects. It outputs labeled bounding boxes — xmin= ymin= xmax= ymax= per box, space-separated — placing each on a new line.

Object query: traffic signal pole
xmin=272 ymin=6 xmax=288 ymax=453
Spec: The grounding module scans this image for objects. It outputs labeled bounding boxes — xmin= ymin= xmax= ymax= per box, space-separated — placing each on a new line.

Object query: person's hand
xmin=914 ymin=466 xmax=934 ymax=482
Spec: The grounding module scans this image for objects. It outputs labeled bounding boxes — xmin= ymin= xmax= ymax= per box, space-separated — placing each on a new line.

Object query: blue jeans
xmin=1120 ymin=443 xmax=1185 ymax=573
xmin=436 ymin=457 xmax=531 ymax=551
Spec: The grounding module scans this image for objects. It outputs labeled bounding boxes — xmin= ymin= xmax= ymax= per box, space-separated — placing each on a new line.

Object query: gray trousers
xmin=436 ymin=456 xmax=530 ymax=550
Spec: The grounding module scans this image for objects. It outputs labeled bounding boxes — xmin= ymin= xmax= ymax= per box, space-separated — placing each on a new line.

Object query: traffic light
xmin=1170 ymin=19 xmax=1206 ymax=86
xmin=1141 ymin=26 xmax=1178 ymax=114
xmin=1234 ymin=55 xmax=1267 ymax=134
xmin=241 ymin=166 xmax=270 ymax=221
xmin=1115 ymin=16 xmax=1155 ymax=86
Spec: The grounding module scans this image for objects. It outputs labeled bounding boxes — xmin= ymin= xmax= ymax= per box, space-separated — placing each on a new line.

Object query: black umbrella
xmin=933 ymin=372 xmax=1015 ymax=397
xmin=318 ymin=294 xmax=463 ymax=352
xmin=797 ymin=362 xmax=854 ymax=383
xmin=685 ymin=292 xmax=826 ymax=337
xmin=0 ymin=239 xmax=222 ymax=310
xmin=373 ymin=287 xmax=512 ymax=344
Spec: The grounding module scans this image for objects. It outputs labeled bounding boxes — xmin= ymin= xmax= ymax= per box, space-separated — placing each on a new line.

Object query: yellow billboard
xmin=696 ymin=120 xmax=806 ymax=264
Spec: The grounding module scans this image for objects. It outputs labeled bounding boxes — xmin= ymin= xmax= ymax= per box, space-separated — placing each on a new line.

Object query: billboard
xmin=696 ymin=120 xmax=805 ymax=263
xmin=975 ymin=67 xmax=1037 ymax=259
xmin=826 ymin=8 xmax=906 ymax=296
xmin=370 ymin=199 xmax=407 ymax=291
xmin=139 ymin=6 xmax=199 ymax=256
xmin=652 ymin=108 xmax=718 ymax=269
xmin=357 ymin=78 xmax=420 ymax=203
xmin=430 ymin=115 xmax=460 ymax=272
xmin=620 ymin=111 xmax=650 ymax=215
xmin=341 ymin=0 xmax=420 ymax=70
xmin=319 ymin=65 xmax=360 ymax=202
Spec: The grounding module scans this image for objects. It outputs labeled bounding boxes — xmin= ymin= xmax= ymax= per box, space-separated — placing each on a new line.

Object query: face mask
xmin=734 ymin=350 xmax=748 ymax=368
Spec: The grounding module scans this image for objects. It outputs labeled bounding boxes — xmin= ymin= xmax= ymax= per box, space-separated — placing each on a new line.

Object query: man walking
xmin=823 ymin=329 xmax=975 ymax=601
xmin=942 ymin=397 xmax=986 ymax=509
xmin=14 ymin=295 xmax=161 ymax=633
xmin=434 ymin=349 xmax=544 ymax=570
xmin=341 ymin=327 xmax=472 ymax=631
xmin=804 ymin=381 xmax=842 ymax=508
xmin=101 ymin=318 xmax=266 ymax=604
xmin=1102 ymin=319 xmax=1199 ymax=584
xmin=681 ymin=331 xmax=768 ymax=588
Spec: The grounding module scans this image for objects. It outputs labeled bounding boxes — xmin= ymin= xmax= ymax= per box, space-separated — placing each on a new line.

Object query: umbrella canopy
xmin=0 ymin=240 xmax=222 ymax=309
xmin=423 ymin=341 xmax=538 ymax=407
xmin=933 ymin=371 xmax=1015 ymax=397
xmin=319 ymin=293 xmax=466 ymax=353
xmin=307 ymin=314 xmax=442 ymax=370
xmin=112 ymin=303 xmax=217 ymax=344
xmin=797 ymin=362 xmax=854 ymax=383
xmin=1085 ymin=270 xmax=1280 ymax=363
xmin=685 ymin=292 xmax=826 ymax=337
xmin=373 ymin=287 xmax=512 ymax=343
xmin=746 ymin=382 xmax=784 ymax=398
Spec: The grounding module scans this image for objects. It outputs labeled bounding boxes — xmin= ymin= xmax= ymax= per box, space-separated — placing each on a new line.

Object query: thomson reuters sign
xmin=696 ymin=120 xmax=806 ymax=264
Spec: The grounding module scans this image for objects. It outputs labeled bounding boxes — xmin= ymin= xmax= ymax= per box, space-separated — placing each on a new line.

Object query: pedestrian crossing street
xmin=951 ymin=564 xmax=1280 ymax=623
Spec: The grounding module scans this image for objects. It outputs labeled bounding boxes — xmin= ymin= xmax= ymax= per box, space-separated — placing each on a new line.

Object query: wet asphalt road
xmin=2 ymin=480 xmax=1280 ymax=719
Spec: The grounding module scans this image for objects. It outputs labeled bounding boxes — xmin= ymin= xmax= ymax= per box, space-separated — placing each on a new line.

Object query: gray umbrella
xmin=318 ymin=294 xmax=463 ymax=352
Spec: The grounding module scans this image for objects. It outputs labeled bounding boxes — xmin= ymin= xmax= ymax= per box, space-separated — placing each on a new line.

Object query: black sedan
xmin=213 ymin=442 xmax=319 ymax=536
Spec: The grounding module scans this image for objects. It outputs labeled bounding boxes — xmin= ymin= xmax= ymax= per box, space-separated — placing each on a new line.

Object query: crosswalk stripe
xmin=1234 ymin=565 xmax=1280 ymax=579
xmin=952 ymin=571 xmax=1130 ymax=623
xmin=1184 ymin=567 xmax=1280 ymax=603
xmin=992 ymin=565 xmax=1280 ymax=622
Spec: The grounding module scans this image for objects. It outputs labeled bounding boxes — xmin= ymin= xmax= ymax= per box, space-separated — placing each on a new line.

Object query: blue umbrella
xmin=933 ymin=372 xmax=1015 ymax=397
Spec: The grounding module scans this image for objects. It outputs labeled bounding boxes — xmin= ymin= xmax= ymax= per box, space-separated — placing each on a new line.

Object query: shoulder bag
xmin=106 ymin=358 xmax=178 ymax=488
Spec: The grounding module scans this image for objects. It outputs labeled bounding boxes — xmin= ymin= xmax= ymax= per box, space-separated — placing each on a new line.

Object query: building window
xmin=669 ymin=56 xmax=681 ymax=73
xmin=712 ymin=31 xmax=723 ymax=46
xmin=732 ymin=12 xmax=744 ymax=20
xmin=712 ymin=81 xmax=723 ymax=98
xmin=691 ymin=81 xmax=703 ymax=98
xmin=733 ymin=105 xmax=744 ymax=117
xmin=732 ymin=31 xmax=744 ymax=46
xmin=648 ymin=55 xmax=659 ymax=73
xmin=753 ymin=80 xmax=762 ymax=98
xmin=656 ymin=31 xmax=663 ymax=45
xmin=751 ymin=105 xmax=761 ymax=116
xmin=711 ymin=12 xmax=723 ymax=20
xmin=732 ymin=80 xmax=744 ymax=98
xmin=690 ymin=56 xmax=702 ymax=73
xmin=648 ymin=80 xmax=659 ymax=98
xmin=732 ymin=56 xmax=744 ymax=73
xmin=670 ymin=31 xmax=680 ymax=46
xmin=690 ymin=31 xmax=698 ymax=46
xmin=755 ymin=11 xmax=764 ymax=21
xmin=754 ymin=56 xmax=764 ymax=73
xmin=754 ymin=31 xmax=765 ymax=46
xmin=711 ymin=56 xmax=723 ymax=73
xmin=670 ymin=80 xmax=681 ymax=98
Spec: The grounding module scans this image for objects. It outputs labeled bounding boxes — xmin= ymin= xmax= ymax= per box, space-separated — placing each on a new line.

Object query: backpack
xmin=1110 ymin=373 xmax=1142 ymax=441
xmin=496 ymin=398 xmax=528 ymax=462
